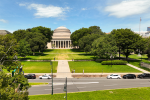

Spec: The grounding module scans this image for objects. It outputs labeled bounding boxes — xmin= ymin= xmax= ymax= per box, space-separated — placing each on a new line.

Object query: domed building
xmin=47 ymin=26 xmax=72 ymax=49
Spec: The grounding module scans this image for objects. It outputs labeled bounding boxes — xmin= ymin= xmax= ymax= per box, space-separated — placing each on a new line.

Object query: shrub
xmin=101 ymin=60 xmax=127 ymax=65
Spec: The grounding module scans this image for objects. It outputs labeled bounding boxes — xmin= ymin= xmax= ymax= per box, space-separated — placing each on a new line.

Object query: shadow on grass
xmin=70 ymin=49 xmax=84 ymax=52
xmin=43 ymin=49 xmax=54 ymax=52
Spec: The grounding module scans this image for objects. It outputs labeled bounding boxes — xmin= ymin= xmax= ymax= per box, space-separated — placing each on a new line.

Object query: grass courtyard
xmin=3 ymin=61 xmax=58 ymax=73
xmin=29 ymin=87 xmax=150 ymax=100
xmin=68 ymin=61 xmax=141 ymax=73
xmin=18 ymin=49 xmax=95 ymax=60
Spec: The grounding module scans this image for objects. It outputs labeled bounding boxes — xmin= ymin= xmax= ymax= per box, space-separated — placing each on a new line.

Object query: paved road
xmin=28 ymin=78 xmax=150 ymax=95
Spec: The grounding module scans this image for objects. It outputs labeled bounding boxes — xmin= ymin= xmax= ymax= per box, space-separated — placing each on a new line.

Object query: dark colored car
xmin=137 ymin=73 xmax=150 ymax=79
xmin=24 ymin=74 xmax=36 ymax=79
xmin=123 ymin=74 xmax=136 ymax=79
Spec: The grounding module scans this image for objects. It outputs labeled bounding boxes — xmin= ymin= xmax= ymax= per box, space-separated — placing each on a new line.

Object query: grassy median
xmin=29 ymin=82 xmax=48 ymax=85
xmin=29 ymin=87 xmax=150 ymax=100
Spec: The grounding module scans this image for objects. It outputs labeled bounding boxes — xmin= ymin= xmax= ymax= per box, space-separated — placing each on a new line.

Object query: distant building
xmin=0 ymin=30 xmax=10 ymax=35
xmin=147 ymin=27 xmax=150 ymax=31
xmin=47 ymin=26 xmax=72 ymax=49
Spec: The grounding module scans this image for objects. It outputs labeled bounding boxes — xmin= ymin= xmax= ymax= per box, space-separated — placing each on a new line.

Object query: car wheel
xmin=126 ymin=77 xmax=128 ymax=79
xmin=110 ymin=77 xmax=112 ymax=79
xmin=134 ymin=77 xmax=136 ymax=79
xmin=141 ymin=77 xmax=143 ymax=79
xmin=117 ymin=77 xmax=120 ymax=79
xmin=40 ymin=78 xmax=42 ymax=79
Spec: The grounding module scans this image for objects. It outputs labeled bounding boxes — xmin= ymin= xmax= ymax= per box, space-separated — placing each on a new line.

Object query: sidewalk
xmin=56 ymin=60 xmax=72 ymax=78
xmin=127 ymin=63 xmax=149 ymax=73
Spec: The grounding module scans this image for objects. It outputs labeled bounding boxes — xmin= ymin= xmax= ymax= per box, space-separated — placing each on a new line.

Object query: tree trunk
xmin=119 ymin=47 xmax=120 ymax=60
xmin=39 ymin=50 xmax=40 ymax=52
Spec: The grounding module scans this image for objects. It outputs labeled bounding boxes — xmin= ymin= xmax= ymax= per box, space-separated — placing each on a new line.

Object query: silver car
xmin=39 ymin=74 xmax=52 ymax=79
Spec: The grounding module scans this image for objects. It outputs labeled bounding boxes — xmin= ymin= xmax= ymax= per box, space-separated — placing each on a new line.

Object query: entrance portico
xmin=51 ymin=40 xmax=72 ymax=48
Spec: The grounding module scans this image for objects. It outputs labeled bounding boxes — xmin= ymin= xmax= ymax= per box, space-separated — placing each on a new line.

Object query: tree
xmin=112 ymin=28 xmax=139 ymax=60
xmin=13 ymin=30 xmax=27 ymax=42
xmin=89 ymin=26 xmax=105 ymax=35
xmin=0 ymin=34 xmax=19 ymax=72
xmin=17 ymin=39 xmax=32 ymax=57
xmin=78 ymin=34 xmax=101 ymax=50
xmin=91 ymin=34 xmax=117 ymax=59
xmin=25 ymin=32 xmax=48 ymax=55
xmin=145 ymin=37 xmax=150 ymax=60
xmin=0 ymin=34 xmax=30 ymax=99
xmin=0 ymin=72 xmax=29 ymax=100
xmin=84 ymin=45 xmax=91 ymax=54
xmin=30 ymin=26 xmax=53 ymax=42
xmin=70 ymin=28 xmax=92 ymax=47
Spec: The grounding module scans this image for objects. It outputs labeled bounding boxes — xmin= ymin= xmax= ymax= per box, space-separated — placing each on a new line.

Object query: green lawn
xmin=3 ymin=61 xmax=58 ymax=73
xmin=68 ymin=61 xmax=141 ymax=73
xmin=43 ymin=49 xmax=85 ymax=53
xmin=29 ymin=87 xmax=150 ymax=100
xmin=29 ymin=82 xmax=48 ymax=85
xmin=22 ymin=61 xmax=58 ymax=73
xmin=18 ymin=50 xmax=96 ymax=60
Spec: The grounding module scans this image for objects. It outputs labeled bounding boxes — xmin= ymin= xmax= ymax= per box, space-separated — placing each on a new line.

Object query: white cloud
xmin=105 ymin=0 xmax=150 ymax=18
xmin=19 ymin=3 xmax=26 ymax=6
xmin=81 ymin=8 xmax=87 ymax=10
xmin=0 ymin=19 xmax=8 ymax=23
xmin=19 ymin=3 xmax=70 ymax=19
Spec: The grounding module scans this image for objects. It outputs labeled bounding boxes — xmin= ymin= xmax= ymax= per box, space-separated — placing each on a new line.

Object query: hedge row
xmin=101 ymin=60 xmax=127 ymax=65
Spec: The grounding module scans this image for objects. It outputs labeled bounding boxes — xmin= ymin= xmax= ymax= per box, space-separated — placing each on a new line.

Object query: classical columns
xmin=70 ymin=40 xmax=71 ymax=48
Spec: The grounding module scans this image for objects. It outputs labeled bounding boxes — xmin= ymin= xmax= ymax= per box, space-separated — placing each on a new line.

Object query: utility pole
xmin=139 ymin=17 xmax=141 ymax=35
xmin=50 ymin=61 xmax=53 ymax=95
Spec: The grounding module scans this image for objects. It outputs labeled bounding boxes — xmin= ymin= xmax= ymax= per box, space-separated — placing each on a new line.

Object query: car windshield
xmin=110 ymin=74 xmax=113 ymax=76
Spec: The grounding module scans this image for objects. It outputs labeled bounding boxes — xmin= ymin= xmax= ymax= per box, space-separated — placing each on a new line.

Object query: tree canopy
xmin=91 ymin=34 xmax=117 ymax=59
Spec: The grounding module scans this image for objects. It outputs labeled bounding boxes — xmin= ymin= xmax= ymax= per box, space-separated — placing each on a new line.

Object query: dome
xmin=52 ymin=26 xmax=71 ymax=40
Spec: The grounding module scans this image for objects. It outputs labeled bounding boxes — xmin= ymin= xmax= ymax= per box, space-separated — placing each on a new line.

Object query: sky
xmin=0 ymin=0 xmax=150 ymax=33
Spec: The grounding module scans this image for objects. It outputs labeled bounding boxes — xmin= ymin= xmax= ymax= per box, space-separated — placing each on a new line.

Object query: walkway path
xmin=56 ymin=60 xmax=72 ymax=78
xmin=127 ymin=63 xmax=149 ymax=73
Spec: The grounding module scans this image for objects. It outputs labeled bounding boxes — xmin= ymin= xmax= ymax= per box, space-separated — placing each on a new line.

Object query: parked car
xmin=39 ymin=74 xmax=52 ymax=79
xmin=107 ymin=74 xmax=121 ymax=79
xmin=123 ymin=74 xmax=136 ymax=79
xmin=137 ymin=73 xmax=150 ymax=79
xmin=24 ymin=74 xmax=36 ymax=79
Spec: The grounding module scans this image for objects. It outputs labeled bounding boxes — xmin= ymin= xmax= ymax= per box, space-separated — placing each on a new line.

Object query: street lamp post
xmin=50 ymin=61 xmax=53 ymax=95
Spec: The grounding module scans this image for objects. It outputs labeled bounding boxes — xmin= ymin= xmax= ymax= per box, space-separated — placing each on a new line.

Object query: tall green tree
xmin=25 ymin=32 xmax=48 ymax=55
xmin=89 ymin=26 xmax=105 ymax=35
xmin=30 ymin=26 xmax=53 ymax=42
xmin=17 ymin=39 xmax=32 ymax=57
xmin=78 ymin=34 xmax=101 ymax=51
xmin=145 ymin=37 xmax=150 ymax=60
xmin=112 ymin=28 xmax=140 ymax=60
xmin=70 ymin=28 xmax=92 ymax=47
xmin=91 ymin=34 xmax=117 ymax=59
xmin=13 ymin=30 xmax=27 ymax=42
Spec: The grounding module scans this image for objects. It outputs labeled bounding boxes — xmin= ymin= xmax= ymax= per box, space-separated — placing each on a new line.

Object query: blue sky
xmin=0 ymin=0 xmax=150 ymax=33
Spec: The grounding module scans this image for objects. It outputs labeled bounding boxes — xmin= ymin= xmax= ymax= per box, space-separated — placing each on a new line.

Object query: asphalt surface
xmin=28 ymin=78 xmax=150 ymax=95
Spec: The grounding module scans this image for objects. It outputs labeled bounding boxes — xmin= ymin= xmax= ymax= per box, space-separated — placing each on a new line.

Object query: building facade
xmin=47 ymin=26 xmax=72 ymax=49
xmin=0 ymin=30 xmax=10 ymax=35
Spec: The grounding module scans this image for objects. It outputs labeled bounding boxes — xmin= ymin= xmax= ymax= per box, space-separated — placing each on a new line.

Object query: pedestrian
xmin=83 ymin=69 xmax=84 ymax=74
xmin=54 ymin=58 xmax=55 ymax=61
xmin=74 ymin=69 xmax=75 ymax=73
xmin=72 ymin=69 xmax=73 ymax=73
